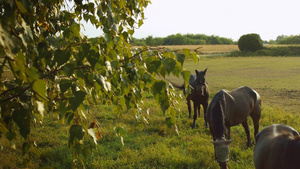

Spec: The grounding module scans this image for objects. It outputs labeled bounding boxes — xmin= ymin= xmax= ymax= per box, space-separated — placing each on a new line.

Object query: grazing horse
xmin=254 ymin=124 xmax=300 ymax=169
xmin=170 ymin=68 xmax=209 ymax=128
xmin=207 ymin=86 xmax=261 ymax=169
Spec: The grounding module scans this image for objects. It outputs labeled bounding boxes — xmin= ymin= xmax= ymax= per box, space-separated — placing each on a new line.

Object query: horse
xmin=254 ymin=124 xmax=300 ymax=169
xmin=170 ymin=68 xmax=209 ymax=129
xmin=206 ymin=86 xmax=261 ymax=169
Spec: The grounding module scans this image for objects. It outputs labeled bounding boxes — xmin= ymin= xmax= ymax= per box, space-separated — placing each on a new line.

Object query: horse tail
xmin=168 ymin=80 xmax=185 ymax=92
xmin=251 ymin=88 xmax=261 ymax=108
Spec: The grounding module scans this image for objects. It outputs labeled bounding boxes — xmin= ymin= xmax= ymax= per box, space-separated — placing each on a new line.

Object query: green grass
xmin=1 ymin=56 xmax=300 ymax=168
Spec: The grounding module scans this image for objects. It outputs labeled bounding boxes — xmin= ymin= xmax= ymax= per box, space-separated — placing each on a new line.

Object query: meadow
xmin=1 ymin=56 xmax=300 ymax=168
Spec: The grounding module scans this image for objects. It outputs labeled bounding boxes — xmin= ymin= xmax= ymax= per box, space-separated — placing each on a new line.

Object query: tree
xmin=145 ymin=35 xmax=153 ymax=45
xmin=0 ymin=0 xmax=192 ymax=165
xmin=277 ymin=35 xmax=300 ymax=44
xmin=238 ymin=33 xmax=263 ymax=52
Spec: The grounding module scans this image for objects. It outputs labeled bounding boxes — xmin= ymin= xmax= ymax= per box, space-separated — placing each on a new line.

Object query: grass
xmin=1 ymin=56 xmax=300 ymax=168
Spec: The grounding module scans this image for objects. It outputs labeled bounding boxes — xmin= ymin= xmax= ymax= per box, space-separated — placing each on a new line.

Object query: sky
xmin=82 ymin=0 xmax=300 ymax=41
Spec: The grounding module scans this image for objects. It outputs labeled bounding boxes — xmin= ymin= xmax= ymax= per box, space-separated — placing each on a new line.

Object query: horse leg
xmin=242 ymin=120 xmax=251 ymax=147
xmin=192 ymin=102 xmax=198 ymax=129
xmin=203 ymin=102 xmax=208 ymax=128
xmin=250 ymin=108 xmax=261 ymax=142
xmin=187 ymin=98 xmax=192 ymax=118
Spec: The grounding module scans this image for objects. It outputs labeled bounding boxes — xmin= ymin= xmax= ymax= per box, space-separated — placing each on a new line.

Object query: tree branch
xmin=0 ymin=85 xmax=31 ymax=104
xmin=119 ymin=46 xmax=167 ymax=63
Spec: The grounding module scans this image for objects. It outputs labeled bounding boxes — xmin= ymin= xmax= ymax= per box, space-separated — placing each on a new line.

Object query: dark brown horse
xmin=207 ymin=86 xmax=261 ymax=169
xmin=254 ymin=124 xmax=300 ymax=169
xmin=170 ymin=68 xmax=209 ymax=128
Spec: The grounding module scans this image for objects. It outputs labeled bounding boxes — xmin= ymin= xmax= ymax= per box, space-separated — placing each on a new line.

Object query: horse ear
xmin=204 ymin=68 xmax=208 ymax=75
xmin=195 ymin=69 xmax=199 ymax=75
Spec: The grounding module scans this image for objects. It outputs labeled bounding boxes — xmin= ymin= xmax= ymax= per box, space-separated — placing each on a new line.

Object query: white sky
xmin=82 ymin=0 xmax=300 ymax=41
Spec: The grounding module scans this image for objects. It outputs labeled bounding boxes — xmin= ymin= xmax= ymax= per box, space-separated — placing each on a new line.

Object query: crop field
xmin=159 ymin=45 xmax=239 ymax=52
xmin=1 ymin=56 xmax=300 ymax=168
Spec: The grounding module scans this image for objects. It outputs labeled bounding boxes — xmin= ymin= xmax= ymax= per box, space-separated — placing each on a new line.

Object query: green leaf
xmin=54 ymin=49 xmax=70 ymax=67
xmin=32 ymin=79 xmax=47 ymax=100
xmin=65 ymin=112 xmax=74 ymax=125
xmin=152 ymin=80 xmax=166 ymax=96
xmin=138 ymin=19 xmax=143 ymax=28
xmin=25 ymin=67 xmax=39 ymax=81
xmin=70 ymin=23 xmax=80 ymax=37
xmin=192 ymin=52 xmax=199 ymax=63
xmin=12 ymin=109 xmax=30 ymax=139
xmin=151 ymin=80 xmax=170 ymax=113
xmin=128 ymin=29 xmax=134 ymax=35
xmin=62 ymin=63 xmax=75 ymax=77
xmin=59 ymin=79 xmax=72 ymax=93
xmin=15 ymin=0 xmax=28 ymax=14
xmin=69 ymin=125 xmax=85 ymax=146
xmin=181 ymin=70 xmax=191 ymax=87
xmin=176 ymin=53 xmax=185 ymax=66
xmin=5 ymin=131 xmax=16 ymax=141
xmin=162 ymin=57 xmax=176 ymax=74
xmin=69 ymin=91 xmax=86 ymax=111
xmin=183 ymin=49 xmax=190 ymax=59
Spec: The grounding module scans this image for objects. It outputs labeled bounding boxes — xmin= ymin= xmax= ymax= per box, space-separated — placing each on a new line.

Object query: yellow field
xmin=159 ymin=45 xmax=239 ymax=52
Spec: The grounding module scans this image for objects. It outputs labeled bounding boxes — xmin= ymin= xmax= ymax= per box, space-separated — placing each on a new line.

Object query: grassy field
xmin=1 ymin=56 xmax=300 ymax=168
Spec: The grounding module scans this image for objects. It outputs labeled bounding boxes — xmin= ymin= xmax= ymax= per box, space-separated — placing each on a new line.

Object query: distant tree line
xmin=268 ymin=35 xmax=300 ymax=44
xmin=132 ymin=33 xmax=235 ymax=46
xmin=48 ymin=34 xmax=300 ymax=46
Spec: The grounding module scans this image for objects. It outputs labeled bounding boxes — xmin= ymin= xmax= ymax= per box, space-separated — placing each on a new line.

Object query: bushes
xmin=238 ymin=34 xmax=263 ymax=52
xmin=230 ymin=46 xmax=300 ymax=57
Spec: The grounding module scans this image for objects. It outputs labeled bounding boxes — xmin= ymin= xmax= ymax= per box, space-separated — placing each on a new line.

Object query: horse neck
xmin=211 ymin=99 xmax=226 ymax=140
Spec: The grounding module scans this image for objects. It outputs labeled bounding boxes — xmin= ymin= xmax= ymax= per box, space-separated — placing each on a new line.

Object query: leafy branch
xmin=0 ymin=84 xmax=31 ymax=104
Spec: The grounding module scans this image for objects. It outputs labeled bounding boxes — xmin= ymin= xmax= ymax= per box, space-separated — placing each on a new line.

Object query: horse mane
xmin=211 ymin=92 xmax=226 ymax=140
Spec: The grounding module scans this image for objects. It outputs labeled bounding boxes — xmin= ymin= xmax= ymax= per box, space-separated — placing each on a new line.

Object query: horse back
xmin=228 ymin=86 xmax=261 ymax=114
xmin=254 ymin=124 xmax=300 ymax=169
xmin=218 ymin=87 xmax=257 ymax=126
xmin=188 ymin=74 xmax=197 ymax=88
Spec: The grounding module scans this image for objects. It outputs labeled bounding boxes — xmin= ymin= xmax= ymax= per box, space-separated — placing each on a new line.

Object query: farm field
xmin=132 ymin=44 xmax=300 ymax=52
xmin=158 ymin=45 xmax=239 ymax=52
xmin=1 ymin=56 xmax=300 ymax=168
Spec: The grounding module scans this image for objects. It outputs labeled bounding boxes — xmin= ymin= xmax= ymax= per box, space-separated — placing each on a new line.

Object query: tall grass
xmin=1 ymin=57 xmax=300 ymax=168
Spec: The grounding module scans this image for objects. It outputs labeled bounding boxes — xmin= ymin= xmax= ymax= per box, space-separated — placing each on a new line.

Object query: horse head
xmin=211 ymin=138 xmax=232 ymax=169
xmin=195 ymin=68 xmax=207 ymax=96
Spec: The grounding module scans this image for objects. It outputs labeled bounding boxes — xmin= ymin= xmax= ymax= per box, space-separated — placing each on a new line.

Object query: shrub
xmin=238 ymin=34 xmax=263 ymax=52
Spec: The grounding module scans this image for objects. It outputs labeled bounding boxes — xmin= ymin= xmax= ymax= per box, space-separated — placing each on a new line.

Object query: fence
xmin=198 ymin=51 xmax=233 ymax=57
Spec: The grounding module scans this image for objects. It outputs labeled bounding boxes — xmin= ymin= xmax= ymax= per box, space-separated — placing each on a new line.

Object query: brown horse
xmin=207 ymin=86 xmax=261 ymax=169
xmin=254 ymin=124 xmax=300 ymax=169
xmin=170 ymin=68 xmax=209 ymax=128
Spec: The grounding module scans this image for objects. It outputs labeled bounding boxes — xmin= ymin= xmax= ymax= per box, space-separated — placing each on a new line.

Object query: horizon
xmin=82 ymin=0 xmax=300 ymax=42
